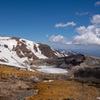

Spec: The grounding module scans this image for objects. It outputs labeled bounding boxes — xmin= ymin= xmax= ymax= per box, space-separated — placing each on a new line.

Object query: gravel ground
xmin=0 ymin=77 xmax=40 ymax=100
xmin=14 ymin=89 xmax=38 ymax=100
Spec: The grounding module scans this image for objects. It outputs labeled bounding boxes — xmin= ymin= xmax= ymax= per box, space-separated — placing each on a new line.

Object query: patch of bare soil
xmin=0 ymin=77 xmax=39 ymax=100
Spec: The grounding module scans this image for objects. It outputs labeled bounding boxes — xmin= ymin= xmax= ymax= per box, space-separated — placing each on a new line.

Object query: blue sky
xmin=0 ymin=0 xmax=100 ymax=57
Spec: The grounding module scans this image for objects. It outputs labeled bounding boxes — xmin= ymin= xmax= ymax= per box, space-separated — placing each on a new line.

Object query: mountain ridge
xmin=0 ymin=36 xmax=65 ymax=69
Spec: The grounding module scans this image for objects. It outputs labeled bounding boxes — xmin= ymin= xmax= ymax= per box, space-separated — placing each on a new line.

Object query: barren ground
xmin=0 ymin=77 xmax=38 ymax=100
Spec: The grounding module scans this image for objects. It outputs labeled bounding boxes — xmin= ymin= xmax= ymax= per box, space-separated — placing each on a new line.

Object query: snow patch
xmin=0 ymin=36 xmax=11 ymax=39
xmin=37 ymin=65 xmax=54 ymax=69
xmin=19 ymin=38 xmax=48 ymax=59
xmin=97 ymin=97 xmax=100 ymax=100
xmin=54 ymin=51 xmax=64 ymax=57
xmin=0 ymin=39 xmax=17 ymax=50
xmin=0 ymin=62 xmax=35 ymax=72
xmin=0 ymin=61 xmax=25 ymax=68
xmin=43 ymin=80 xmax=54 ymax=82
xmin=34 ymin=44 xmax=48 ymax=59
xmin=37 ymin=67 xmax=68 ymax=74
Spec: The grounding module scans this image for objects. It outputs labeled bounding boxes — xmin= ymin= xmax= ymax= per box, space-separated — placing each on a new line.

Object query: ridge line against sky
xmin=0 ymin=0 xmax=100 ymax=57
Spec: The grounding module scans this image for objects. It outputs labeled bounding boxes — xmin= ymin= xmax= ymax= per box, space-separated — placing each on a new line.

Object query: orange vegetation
xmin=27 ymin=80 xmax=100 ymax=100
xmin=0 ymin=64 xmax=49 ymax=78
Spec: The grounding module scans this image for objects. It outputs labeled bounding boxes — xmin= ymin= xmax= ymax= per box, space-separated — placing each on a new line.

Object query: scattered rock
xmin=14 ymin=89 xmax=38 ymax=100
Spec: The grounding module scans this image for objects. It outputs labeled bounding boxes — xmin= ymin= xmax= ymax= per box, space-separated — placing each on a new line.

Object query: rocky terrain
xmin=0 ymin=77 xmax=35 ymax=100
xmin=33 ymin=54 xmax=100 ymax=81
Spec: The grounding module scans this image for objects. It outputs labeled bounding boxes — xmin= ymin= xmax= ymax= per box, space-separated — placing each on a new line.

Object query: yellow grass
xmin=0 ymin=64 xmax=51 ymax=78
xmin=27 ymin=80 xmax=100 ymax=100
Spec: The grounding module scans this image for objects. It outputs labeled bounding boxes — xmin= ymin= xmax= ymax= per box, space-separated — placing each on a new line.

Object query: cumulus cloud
xmin=95 ymin=1 xmax=100 ymax=6
xmin=76 ymin=12 xmax=88 ymax=16
xmin=73 ymin=15 xmax=100 ymax=45
xmin=74 ymin=26 xmax=100 ymax=45
xmin=49 ymin=35 xmax=66 ymax=44
xmin=76 ymin=26 xmax=86 ymax=34
xmin=49 ymin=35 xmax=72 ymax=44
xmin=91 ymin=15 xmax=100 ymax=24
xmin=55 ymin=22 xmax=76 ymax=28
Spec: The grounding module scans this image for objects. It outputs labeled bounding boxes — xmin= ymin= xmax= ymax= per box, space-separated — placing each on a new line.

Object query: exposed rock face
xmin=13 ymin=41 xmax=38 ymax=59
xmin=84 ymin=55 xmax=100 ymax=67
xmin=65 ymin=54 xmax=85 ymax=66
xmin=42 ymin=54 xmax=86 ymax=69
xmin=66 ymin=55 xmax=100 ymax=80
xmin=38 ymin=43 xmax=63 ymax=59
xmin=74 ymin=67 xmax=100 ymax=79
xmin=0 ymin=36 xmax=65 ymax=67
xmin=39 ymin=54 xmax=100 ymax=80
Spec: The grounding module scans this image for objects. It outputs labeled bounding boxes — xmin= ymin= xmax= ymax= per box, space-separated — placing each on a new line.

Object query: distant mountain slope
xmin=0 ymin=36 xmax=65 ymax=68
xmin=59 ymin=49 xmax=76 ymax=55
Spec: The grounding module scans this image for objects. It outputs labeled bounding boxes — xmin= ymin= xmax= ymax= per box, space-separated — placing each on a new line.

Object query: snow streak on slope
xmin=19 ymin=38 xmax=48 ymax=59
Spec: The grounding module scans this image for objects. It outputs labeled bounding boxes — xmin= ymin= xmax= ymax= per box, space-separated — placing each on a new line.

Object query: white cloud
xmin=74 ymin=26 xmax=100 ymax=45
xmin=73 ymin=15 xmax=100 ymax=45
xmin=49 ymin=35 xmax=67 ymax=44
xmin=91 ymin=15 xmax=100 ymax=24
xmin=49 ymin=35 xmax=72 ymax=44
xmin=76 ymin=26 xmax=86 ymax=34
xmin=76 ymin=12 xmax=88 ymax=16
xmin=95 ymin=1 xmax=100 ymax=6
xmin=55 ymin=22 xmax=76 ymax=28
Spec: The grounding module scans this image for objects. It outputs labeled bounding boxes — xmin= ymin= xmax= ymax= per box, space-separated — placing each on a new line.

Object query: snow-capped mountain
xmin=60 ymin=49 xmax=76 ymax=55
xmin=0 ymin=36 xmax=65 ymax=68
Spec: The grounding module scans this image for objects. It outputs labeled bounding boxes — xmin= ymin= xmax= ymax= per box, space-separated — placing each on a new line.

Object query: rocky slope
xmin=37 ymin=54 xmax=86 ymax=69
xmin=37 ymin=54 xmax=100 ymax=80
xmin=72 ymin=55 xmax=100 ymax=80
xmin=0 ymin=36 xmax=65 ymax=68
